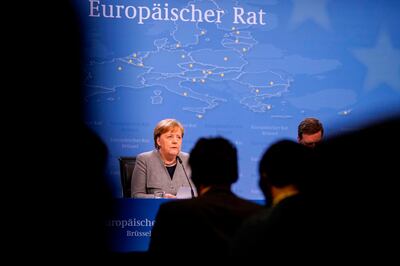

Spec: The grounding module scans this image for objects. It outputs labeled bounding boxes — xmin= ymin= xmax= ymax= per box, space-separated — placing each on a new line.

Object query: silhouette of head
xmin=259 ymin=140 xmax=314 ymax=206
xmin=189 ymin=137 xmax=238 ymax=187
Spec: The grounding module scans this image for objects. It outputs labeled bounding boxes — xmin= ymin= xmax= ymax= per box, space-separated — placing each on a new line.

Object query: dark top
xmin=230 ymin=194 xmax=323 ymax=260
xmin=148 ymin=186 xmax=263 ymax=259
xmin=165 ymin=165 xmax=176 ymax=179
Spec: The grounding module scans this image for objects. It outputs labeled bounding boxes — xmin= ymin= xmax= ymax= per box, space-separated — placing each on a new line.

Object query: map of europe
xmin=85 ymin=0 xmax=345 ymax=117
xmin=77 ymin=0 xmax=400 ymax=199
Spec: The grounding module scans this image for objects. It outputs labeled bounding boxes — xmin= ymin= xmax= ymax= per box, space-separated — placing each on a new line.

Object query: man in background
xmin=297 ymin=117 xmax=324 ymax=148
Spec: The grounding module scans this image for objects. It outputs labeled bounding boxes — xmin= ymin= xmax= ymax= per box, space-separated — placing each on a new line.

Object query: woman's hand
xmin=163 ymin=193 xmax=177 ymax=199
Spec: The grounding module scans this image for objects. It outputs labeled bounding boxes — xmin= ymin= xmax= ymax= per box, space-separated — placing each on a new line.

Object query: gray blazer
xmin=131 ymin=150 xmax=197 ymax=198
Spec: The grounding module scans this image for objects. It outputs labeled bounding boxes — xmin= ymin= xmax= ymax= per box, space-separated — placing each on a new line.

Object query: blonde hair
xmin=153 ymin=119 xmax=184 ymax=149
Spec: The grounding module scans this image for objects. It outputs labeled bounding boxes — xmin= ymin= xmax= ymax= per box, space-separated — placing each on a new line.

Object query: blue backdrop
xmin=74 ymin=0 xmax=400 ymax=200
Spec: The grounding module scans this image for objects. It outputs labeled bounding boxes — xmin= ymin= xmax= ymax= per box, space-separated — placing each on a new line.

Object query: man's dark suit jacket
xmin=148 ymin=186 xmax=262 ymax=257
xmin=230 ymin=193 xmax=326 ymax=261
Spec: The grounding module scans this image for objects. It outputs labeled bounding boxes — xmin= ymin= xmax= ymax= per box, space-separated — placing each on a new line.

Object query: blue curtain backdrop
xmin=73 ymin=0 xmax=400 ymax=200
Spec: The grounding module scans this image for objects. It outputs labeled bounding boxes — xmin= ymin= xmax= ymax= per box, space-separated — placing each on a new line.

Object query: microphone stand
xmin=177 ymin=156 xmax=195 ymax=198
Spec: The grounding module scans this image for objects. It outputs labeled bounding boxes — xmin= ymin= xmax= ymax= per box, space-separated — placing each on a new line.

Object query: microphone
xmin=177 ymin=156 xmax=195 ymax=198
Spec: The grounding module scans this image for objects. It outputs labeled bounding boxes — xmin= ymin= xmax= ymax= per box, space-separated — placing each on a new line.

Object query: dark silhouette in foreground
xmin=149 ymin=137 xmax=262 ymax=259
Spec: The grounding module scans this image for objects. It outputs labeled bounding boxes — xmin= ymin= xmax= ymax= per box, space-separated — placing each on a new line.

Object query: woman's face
xmin=157 ymin=127 xmax=183 ymax=158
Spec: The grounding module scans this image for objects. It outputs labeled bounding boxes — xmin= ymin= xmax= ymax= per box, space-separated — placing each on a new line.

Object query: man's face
xmin=298 ymin=131 xmax=322 ymax=148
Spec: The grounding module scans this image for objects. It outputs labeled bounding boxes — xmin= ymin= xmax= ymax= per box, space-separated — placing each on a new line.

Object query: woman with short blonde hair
xmin=131 ymin=118 xmax=196 ymax=199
